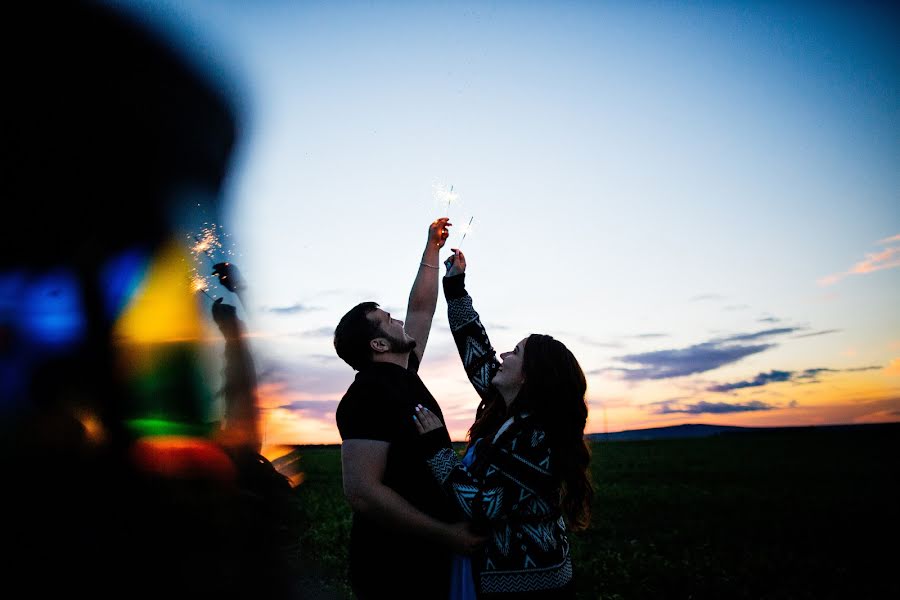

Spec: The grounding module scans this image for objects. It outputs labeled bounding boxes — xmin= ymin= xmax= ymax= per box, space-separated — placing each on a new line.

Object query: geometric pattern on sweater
xmin=500 ymin=447 xmax=552 ymax=476
xmin=493 ymin=524 xmax=512 ymax=557
xmin=452 ymin=485 xmax=479 ymax=519
xmin=480 ymin=557 xmax=574 ymax=594
xmin=426 ymin=447 xmax=458 ymax=485
xmin=522 ymin=494 xmax=553 ymax=517
xmin=447 ymin=295 xmax=477 ymax=332
xmin=482 ymin=487 xmax=504 ymax=520
xmin=531 ymin=429 xmax=545 ymax=447
xmin=463 ymin=336 xmax=494 ymax=394
xmin=522 ymin=521 xmax=559 ymax=552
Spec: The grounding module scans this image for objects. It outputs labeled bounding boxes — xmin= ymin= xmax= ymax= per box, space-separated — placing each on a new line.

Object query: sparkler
xmin=190 ymin=271 xmax=214 ymax=300
xmin=458 ymin=216 xmax=475 ymax=248
xmin=432 ymin=182 xmax=459 ymax=219
xmin=190 ymin=224 xmax=222 ymax=267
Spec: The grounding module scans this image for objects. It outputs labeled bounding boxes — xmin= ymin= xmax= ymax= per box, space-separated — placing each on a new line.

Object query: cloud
xmin=262 ymin=302 xmax=321 ymax=315
xmin=793 ymin=329 xmax=841 ymax=339
xmin=758 ymin=317 xmax=781 ymax=323
xmin=882 ymin=358 xmax=900 ymax=376
xmin=651 ymin=399 xmax=775 ymax=414
xmin=715 ymin=327 xmax=802 ymax=343
xmin=575 ymin=335 xmax=622 ymax=349
xmin=707 ymin=365 xmax=882 ymax=392
xmin=257 ymin=357 xmax=352 ymax=397
xmin=608 ymin=328 xmax=802 ymax=382
xmin=795 ymin=368 xmax=839 ymax=380
xmin=848 ymin=247 xmax=900 ymax=274
xmin=282 ymin=399 xmax=341 ymax=421
xmin=295 ymin=326 xmax=335 ymax=338
xmin=708 ymin=370 xmax=793 ymax=392
xmin=724 ymin=304 xmax=750 ymax=311
xmin=818 ymin=234 xmax=900 ymax=286
xmin=631 ymin=333 xmax=669 ymax=339
xmin=689 ymin=293 xmax=724 ymax=302
xmin=613 ymin=341 xmax=774 ymax=380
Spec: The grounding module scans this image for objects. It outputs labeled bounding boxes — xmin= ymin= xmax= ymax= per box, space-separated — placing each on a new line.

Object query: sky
xmin=109 ymin=0 xmax=899 ymax=445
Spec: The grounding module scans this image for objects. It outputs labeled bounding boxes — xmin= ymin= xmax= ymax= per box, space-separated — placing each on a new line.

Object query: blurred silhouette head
xmin=1 ymin=1 xmax=237 ymax=432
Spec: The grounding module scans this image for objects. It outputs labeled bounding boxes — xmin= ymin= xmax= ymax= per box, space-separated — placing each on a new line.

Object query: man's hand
xmin=212 ymin=262 xmax=245 ymax=293
xmin=429 ymin=217 xmax=452 ymax=249
xmin=443 ymin=248 xmax=467 ymax=277
xmin=445 ymin=521 xmax=488 ymax=555
xmin=412 ymin=405 xmax=445 ymax=435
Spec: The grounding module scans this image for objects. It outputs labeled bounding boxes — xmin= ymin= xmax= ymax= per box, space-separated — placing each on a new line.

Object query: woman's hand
xmin=413 ymin=405 xmax=445 ymax=434
xmin=429 ymin=217 xmax=452 ymax=249
xmin=443 ymin=248 xmax=467 ymax=277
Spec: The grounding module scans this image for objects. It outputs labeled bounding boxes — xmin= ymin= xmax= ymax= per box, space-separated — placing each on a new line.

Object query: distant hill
xmin=586 ymin=423 xmax=748 ymax=442
xmin=585 ymin=421 xmax=900 ymax=442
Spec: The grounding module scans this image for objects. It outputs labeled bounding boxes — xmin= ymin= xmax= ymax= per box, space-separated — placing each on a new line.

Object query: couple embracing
xmin=334 ymin=218 xmax=592 ymax=599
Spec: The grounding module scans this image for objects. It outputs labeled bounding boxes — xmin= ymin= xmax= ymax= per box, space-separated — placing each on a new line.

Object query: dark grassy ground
xmin=291 ymin=424 xmax=899 ymax=599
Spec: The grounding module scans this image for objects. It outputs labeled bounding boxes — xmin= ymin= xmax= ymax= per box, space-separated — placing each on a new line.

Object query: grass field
xmin=291 ymin=423 xmax=899 ymax=599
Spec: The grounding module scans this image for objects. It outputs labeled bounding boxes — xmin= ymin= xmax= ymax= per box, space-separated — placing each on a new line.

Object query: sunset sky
xmin=112 ymin=0 xmax=899 ymax=444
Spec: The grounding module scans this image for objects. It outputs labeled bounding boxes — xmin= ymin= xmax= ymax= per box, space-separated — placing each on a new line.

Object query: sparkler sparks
xmin=432 ymin=182 xmax=459 ymax=217
xmin=186 ymin=222 xmax=239 ymax=300
xmin=191 ymin=224 xmax=223 ymax=266
xmin=190 ymin=271 xmax=214 ymax=299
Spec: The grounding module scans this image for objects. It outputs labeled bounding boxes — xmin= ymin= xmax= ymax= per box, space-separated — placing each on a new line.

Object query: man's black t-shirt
xmin=336 ymin=353 xmax=455 ymax=598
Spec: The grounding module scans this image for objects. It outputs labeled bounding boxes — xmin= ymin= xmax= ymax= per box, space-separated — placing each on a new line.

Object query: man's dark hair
xmin=334 ymin=302 xmax=381 ymax=371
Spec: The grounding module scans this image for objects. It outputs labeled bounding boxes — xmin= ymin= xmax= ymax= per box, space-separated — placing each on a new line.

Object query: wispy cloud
xmin=715 ymin=327 xmax=802 ymax=343
xmin=631 ymin=333 xmax=669 ymax=340
xmin=794 ymin=368 xmax=839 ymax=380
xmin=708 ymin=370 xmax=793 ymax=392
xmin=612 ymin=341 xmax=774 ymax=380
xmin=575 ymin=335 xmax=622 ymax=349
xmin=724 ymin=304 xmax=750 ymax=311
xmin=818 ymin=234 xmax=900 ymax=286
xmin=262 ymin=302 xmax=322 ymax=315
xmin=295 ymin=326 xmax=335 ymax=338
xmin=689 ymin=293 xmax=724 ymax=302
xmin=282 ymin=399 xmax=341 ymax=421
xmin=885 ymin=358 xmax=900 ymax=376
xmin=652 ymin=399 xmax=776 ymax=414
xmin=708 ymin=365 xmax=882 ymax=392
xmin=793 ymin=329 xmax=841 ymax=339
xmin=607 ymin=328 xmax=822 ymax=382
xmin=758 ymin=316 xmax=781 ymax=324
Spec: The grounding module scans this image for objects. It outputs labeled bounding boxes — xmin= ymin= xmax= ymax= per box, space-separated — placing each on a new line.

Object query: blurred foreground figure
xmin=1 ymin=3 xmax=296 ymax=597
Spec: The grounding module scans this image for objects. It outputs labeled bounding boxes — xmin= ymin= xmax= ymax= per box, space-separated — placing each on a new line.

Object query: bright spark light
xmin=186 ymin=222 xmax=238 ymax=296
xmin=432 ymin=182 xmax=460 ymax=217
xmin=190 ymin=223 xmax=223 ymax=262
xmin=190 ymin=271 xmax=210 ymax=294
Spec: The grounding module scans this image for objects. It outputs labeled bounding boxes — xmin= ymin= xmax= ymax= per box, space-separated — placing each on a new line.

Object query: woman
xmin=413 ymin=249 xmax=593 ymax=599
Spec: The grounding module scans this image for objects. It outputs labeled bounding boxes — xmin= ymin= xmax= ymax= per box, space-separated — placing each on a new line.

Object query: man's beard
xmin=384 ymin=331 xmax=417 ymax=354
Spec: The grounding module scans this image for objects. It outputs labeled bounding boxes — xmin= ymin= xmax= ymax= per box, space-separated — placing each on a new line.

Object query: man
xmin=334 ymin=218 xmax=483 ymax=599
